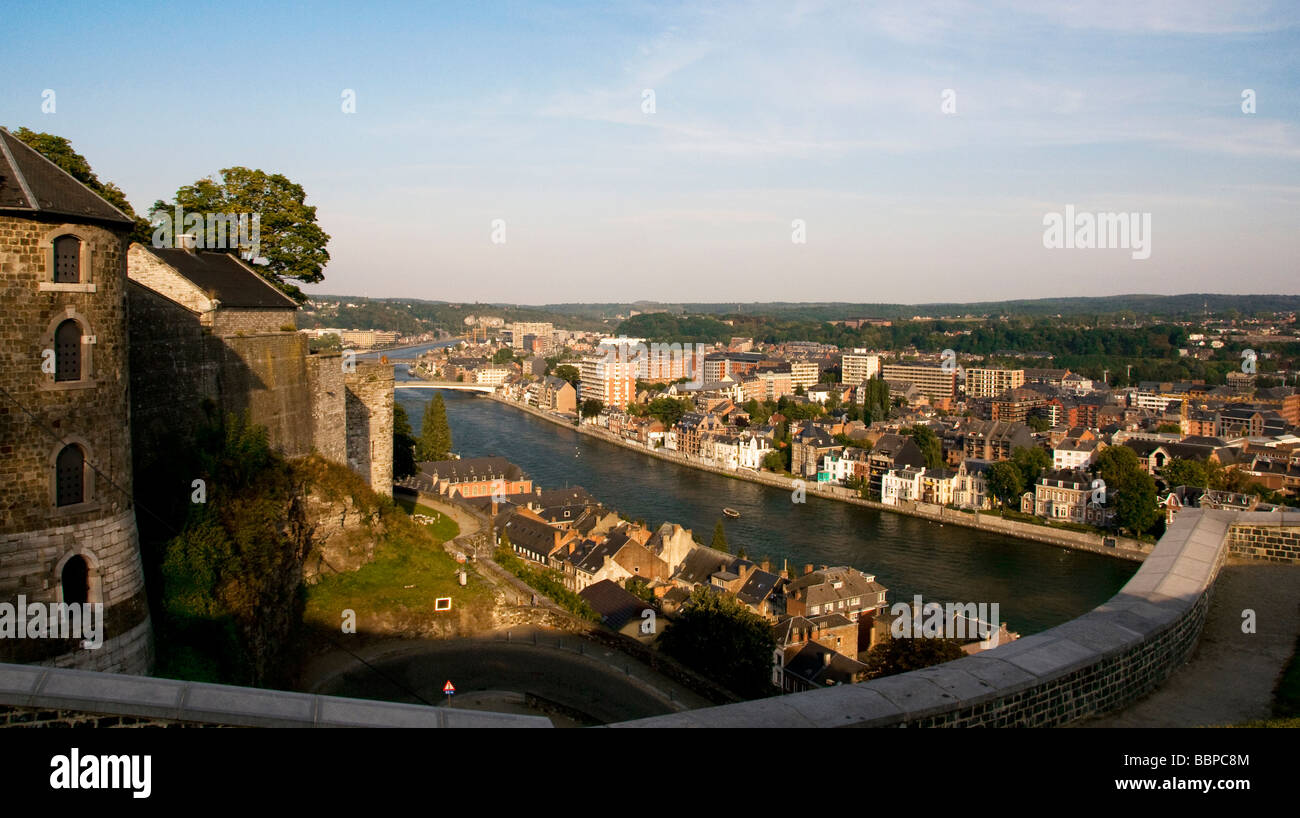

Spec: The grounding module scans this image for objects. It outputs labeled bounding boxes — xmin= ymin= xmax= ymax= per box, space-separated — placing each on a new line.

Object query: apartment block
xmin=964 ymin=368 xmax=1024 ymax=399
xmin=881 ymin=362 xmax=956 ymax=400
xmin=841 ymin=351 xmax=880 ymax=384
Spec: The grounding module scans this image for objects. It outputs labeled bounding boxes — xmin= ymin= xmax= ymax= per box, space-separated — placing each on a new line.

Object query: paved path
xmin=1083 ymin=559 xmax=1300 ymax=727
xmin=305 ymin=630 xmax=712 ymax=724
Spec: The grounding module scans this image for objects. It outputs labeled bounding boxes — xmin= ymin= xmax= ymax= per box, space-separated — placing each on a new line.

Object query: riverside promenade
xmin=484 ymin=392 xmax=1151 ymax=563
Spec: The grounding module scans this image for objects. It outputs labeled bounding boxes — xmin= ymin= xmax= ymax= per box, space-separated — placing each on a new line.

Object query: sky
xmin=2 ymin=0 xmax=1298 ymax=305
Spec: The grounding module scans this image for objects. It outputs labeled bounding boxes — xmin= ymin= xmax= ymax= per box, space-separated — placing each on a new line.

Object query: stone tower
xmin=0 ymin=128 xmax=153 ymax=673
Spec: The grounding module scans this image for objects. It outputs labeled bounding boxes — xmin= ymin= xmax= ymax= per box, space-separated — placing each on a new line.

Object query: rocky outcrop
xmin=300 ymin=490 xmax=385 ymax=580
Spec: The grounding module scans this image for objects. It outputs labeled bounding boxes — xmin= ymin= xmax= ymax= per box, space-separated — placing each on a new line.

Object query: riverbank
xmin=483 ymin=392 xmax=1150 ymax=563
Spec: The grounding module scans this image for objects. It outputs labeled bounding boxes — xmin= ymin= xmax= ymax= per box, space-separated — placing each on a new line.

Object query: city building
xmin=509 ymin=321 xmax=553 ymax=350
xmin=841 ymin=351 xmax=880 ymax=385
xmin=580 ymin=351 xmax=637 ymax=410
xmin=881 ymin=362 xmax=957 ymax=402
xmin=418 ymin=457 xmax=532 ymax=498
xmin=964 ymin=368 xmax=1025 ymax=399
xmin=789 ymin=360 xmax=820 ymax=390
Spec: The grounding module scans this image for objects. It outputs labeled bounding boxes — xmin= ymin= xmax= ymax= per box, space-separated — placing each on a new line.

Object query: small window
xmin=54 ymin=320 xmax=82 ymax=382
xmin=62 ymin=556 xmax=90 ymax=604
xmin=56 ymin=444 xmax=84 ymax=506
xmin=53 ymin=235 xmax=81 ymax=283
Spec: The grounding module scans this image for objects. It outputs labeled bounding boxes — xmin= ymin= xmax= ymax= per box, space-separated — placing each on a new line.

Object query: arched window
xmin=53 ymin=235 xmax=81 ymax=283
xmin=54 ymin=319 xmax=82 ymax=382
xmin=56 ymin=444 xmax=84 ymax=506
xmin=61 ymin=556 xmax=90 ymax=605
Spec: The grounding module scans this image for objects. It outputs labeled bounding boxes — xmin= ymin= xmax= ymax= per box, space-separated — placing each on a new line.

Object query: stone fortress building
xmin=124 ymin=240 xmax=394 ymax=499
xmin=0 ymin=128 xmax=154 ymax=673
xmin=0 ymin=126 xmax=393 ymax=676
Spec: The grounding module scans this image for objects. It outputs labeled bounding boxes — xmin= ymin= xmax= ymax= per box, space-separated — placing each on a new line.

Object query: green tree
xmin=711 ymin=520 xmax=729 ymax=553
xmin=492 ymin=347 xmax=515 ymax=364
xmin=155 ymin=167 xmax=331 ymax=302
xmin=393 ymin=403 xmax=417 ymax=479
xmin=554 ymin=364 xmax=581 ymax=387
xmin=415 ymin=393 xmax=452 ymax=461
xmin=1011 ymin=445 xmax=1051 ymax=490
xmin=1115 ymin=472 xmax=1159 ymax=536
xmin=581 ymin=398 xmax=604 ymax=419
xmin=1094 ymin=445 xmax=1159 ymax=536
xmin=1156 ymin=423 xmax=1182 ymax=434
xmin=906 ymin=425 xmax=944 ymax=469
xmin=1026 ymin=415 xmax=1052 ymax=433
xmin=645 ymin=397 xmax=693 ymax=428
xmin=13 ymin=128 xmax=152 ymax=243
xmin=987 ymin=461 xmax=1024 ymax=508
xmin=762 ymin=450 xmax=786 ymax=472
xmin=1161 ymin=458 xmax=1208 ymax=489
xmin=1094 ymin=445 xmax=1143 ymax=492
xmin=658 ymin=586 xmax=776 ymax=698
xmin=862 ymin=635 xmax=965 ymax=680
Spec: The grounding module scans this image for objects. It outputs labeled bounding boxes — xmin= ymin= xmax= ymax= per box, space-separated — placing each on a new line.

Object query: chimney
xmin=761 ymin=559 xmax=771 ymax=573
xmin=804 ymin=564 xmax=813 ymax=576
xmin=177 ymin=233 xmax=198 ymax=253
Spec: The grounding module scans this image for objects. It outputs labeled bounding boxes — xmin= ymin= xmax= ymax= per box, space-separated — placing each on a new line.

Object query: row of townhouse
xmin=877 ymin=461 xmax=992 ymax=509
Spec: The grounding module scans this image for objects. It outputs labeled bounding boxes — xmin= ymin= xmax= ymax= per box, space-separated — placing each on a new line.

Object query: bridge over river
xmin=395 ymin=381 xmax=495 ymax=393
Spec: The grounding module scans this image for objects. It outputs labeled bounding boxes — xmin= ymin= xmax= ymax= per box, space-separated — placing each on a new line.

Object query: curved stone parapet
xmin=613 ymin=509 xmax=1300 ymax=728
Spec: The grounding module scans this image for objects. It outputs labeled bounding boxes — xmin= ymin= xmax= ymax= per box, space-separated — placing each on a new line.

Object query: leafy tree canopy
xmin=155 ymin=167 xmax=331 ymax=302
xmin=658 ymin=586 xmax=775 ymax=698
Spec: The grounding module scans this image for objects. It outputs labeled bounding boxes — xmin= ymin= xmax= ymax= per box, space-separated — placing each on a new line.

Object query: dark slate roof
xmin=782 ymin=642 xmax=867 ymax=686
xmin=497 ymin=510 xmax=561 ymax=558
xmin=1121 ymin=438 xmax=1218 ymax=461
xmin=421 ymin=457 xmax=526 ymax=484
xmin=673 ymin=547 xmax=732 ymax=585
xmin=736 ymin=569 xmax=781 ymax=607
xmin=579 ymin=580 xmax=646 ymax=631
xmin=574 ymin=538 xmax=621 ymax=574
xmin=141 ymin=246 xmax=298 ymax=309
xmin=0 ymin=128 xmax=133 ymax=226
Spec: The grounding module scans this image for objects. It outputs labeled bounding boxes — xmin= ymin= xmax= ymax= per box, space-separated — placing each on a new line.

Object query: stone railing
xmin=6 ymin=510 xmax=1293 ymax=728
xmin=0 ymin=663 xmax=549 ymax=728
xmin=611 ymin=510 xmax=1300 ymax=728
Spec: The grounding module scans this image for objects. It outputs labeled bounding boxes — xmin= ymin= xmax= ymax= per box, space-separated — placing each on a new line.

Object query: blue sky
xmin=3 ymin=0 xmax=1298 ymax=304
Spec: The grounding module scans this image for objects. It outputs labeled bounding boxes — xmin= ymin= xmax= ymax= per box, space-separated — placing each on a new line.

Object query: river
xmin=393 ymin=366 xmax=1136 ymax=636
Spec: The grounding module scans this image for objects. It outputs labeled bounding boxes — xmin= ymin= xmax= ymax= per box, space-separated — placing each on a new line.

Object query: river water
xmin=392 ymin=353 xmax=1136 ymax=636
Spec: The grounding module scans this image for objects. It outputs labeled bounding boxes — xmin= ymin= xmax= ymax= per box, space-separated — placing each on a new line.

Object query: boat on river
xmin=722 ymin=507 xmax=741 ymax=518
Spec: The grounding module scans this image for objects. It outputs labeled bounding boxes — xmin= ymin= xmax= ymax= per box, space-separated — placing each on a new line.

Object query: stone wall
xmin=613 ymin=510 xmax=1296 ymax=728
xmin=212 ymin=308 xmax=296 ymax=336
xmin=345 ymin=362 xmax=394 ymax=496
xmin=1228 ymin=523 xmax=1300 ymax=563
xmin=0 ymin=662 xmax=548 ymax=727
xmin=0 ymin=214 xmax=153 ymax=673
xmin=125 ymin=244 xmax=213 ymax=317
xmin=219 ymin=333 xmax=316 ymax=457
xmin=127 ymin=283 xmax=382 ymax=487
xmin=308 ymin=353 xmax=347 ymax=465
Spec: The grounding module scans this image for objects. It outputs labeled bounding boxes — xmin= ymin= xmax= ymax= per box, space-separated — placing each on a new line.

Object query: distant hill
xmin=299 ymin=293 xmax=1300 ymax=335
xmin=543 ymin=294 xmax=1300 ymax=322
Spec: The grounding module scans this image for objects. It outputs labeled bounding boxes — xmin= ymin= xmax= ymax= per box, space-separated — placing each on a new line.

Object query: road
xmin=311 ymin=633 xmax=701 ymax=725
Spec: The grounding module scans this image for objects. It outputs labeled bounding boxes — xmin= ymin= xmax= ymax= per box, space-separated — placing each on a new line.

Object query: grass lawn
xmin=393 ymin=494 xmax=460 ymax=542
xmin=305 ymin=496 xmax=493 ymax=628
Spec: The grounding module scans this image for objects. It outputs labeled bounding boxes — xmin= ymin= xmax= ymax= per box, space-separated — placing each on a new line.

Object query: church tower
xmin=0 ymin=128 xmax=153 ymax=673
